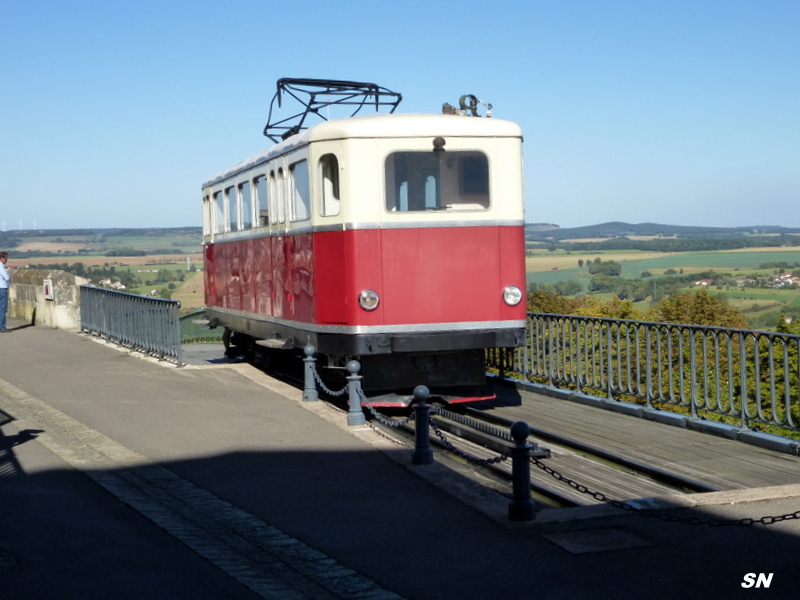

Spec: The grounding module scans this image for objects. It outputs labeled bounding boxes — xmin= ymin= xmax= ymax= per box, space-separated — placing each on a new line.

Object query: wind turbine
xmin=17 ymin=219 xmax=23 ymax=231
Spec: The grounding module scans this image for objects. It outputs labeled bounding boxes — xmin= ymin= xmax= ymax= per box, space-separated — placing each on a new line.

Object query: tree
xmin=643 ymin=289 xmax=747 ymax=328
xmin=588 ymin=259 xmax=622 ymax=276
xmin=578 ymin=259 xmax=584 ymax=268
xmin=527 ymin=290 xmax=637 ymax=319
xmin=527 ymin=290 xmax=584 ymax=315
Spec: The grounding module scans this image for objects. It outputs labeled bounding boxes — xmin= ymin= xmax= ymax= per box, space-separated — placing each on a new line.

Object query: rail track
xmin=251 ymin=353 xmax=719 ymax=509
xmin=366 ymin=396 xmax=720 ymax=510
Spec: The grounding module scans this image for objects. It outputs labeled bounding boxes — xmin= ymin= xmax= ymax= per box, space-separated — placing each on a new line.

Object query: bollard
xmin=508 ymin=421 xmax=536 ymax=522
xmin=411 ymin=385 xmax=434 ymax=465
xmin=346 ymin=360 xmax=366 ymax=426
xmin=303 ymin=344 xmax=318 ymax=402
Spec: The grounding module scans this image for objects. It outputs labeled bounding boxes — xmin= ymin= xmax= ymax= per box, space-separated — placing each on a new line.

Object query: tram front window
xmin=385 ymin=151 xmax=490 ymax=212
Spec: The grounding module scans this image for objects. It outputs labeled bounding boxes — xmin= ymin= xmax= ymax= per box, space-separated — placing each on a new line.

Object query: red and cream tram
xmin=201 ymin=79 xmax=526 ymax=403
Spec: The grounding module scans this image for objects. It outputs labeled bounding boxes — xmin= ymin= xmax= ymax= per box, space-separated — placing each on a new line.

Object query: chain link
xmin=358 ymin=388 xmax=416 ymax=427
xmin=428 ymin=416 xmax=509 ymax=466
xmin=529 ymin=456 xmax=800 ymax=527
xmin=311 ymin=368 xmax=348 ymax=397
xmin=365 ymin=420 xmax=412 ymax=446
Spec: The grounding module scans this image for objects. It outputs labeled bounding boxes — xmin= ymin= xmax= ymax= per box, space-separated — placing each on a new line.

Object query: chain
xmin=310 ymin=356 xmax=799 ymax=527
xmin=358 ymin=389 xmax=416 ymax=427
xmin=428 ymin=416 xmax=509 ymax=465
xmin=529 ymin=456 xmax=800 ymax=527
xmin=311 ymin=368 xmax=348 ymax=397
xmin=366 ymin=420 xmax=411 ymax=446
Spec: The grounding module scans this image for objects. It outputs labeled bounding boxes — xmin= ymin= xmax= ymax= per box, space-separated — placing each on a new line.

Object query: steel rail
xmin=368 ymin=415 xmax=583 ymax=508
xmin=464 ymin=405 xmax=719 ymax=494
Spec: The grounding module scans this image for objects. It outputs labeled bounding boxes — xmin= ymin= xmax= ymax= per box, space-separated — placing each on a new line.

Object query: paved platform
xmin=2 ymin=321 xmax=800 ymax=599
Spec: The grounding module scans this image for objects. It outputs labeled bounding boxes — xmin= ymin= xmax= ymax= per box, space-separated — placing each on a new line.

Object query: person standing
xmin=0 ymin=252 xmax=10 ymax=332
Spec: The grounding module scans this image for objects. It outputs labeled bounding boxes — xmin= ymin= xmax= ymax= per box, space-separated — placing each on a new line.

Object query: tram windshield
xmin=385 ymin=151 xmax=490 ymax=212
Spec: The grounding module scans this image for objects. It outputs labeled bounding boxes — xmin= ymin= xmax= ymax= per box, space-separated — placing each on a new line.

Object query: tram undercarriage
xmin=222 ymin=327 xmax=499 ymax=407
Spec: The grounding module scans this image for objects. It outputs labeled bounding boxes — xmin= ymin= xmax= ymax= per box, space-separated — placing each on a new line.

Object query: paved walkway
xmin=2 ymin=321 xmax=800 ymax=599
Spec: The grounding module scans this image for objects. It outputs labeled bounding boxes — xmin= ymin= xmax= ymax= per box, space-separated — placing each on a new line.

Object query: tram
xmin=201 ymin=79 xmax=526 ymax=404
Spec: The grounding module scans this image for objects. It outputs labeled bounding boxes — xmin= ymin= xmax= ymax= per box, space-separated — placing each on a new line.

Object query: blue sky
xmin=1 ymin=0 xmax=798 ymax=230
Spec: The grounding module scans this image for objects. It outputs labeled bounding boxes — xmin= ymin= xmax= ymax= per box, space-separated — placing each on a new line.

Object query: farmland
xmin=170 ymin=270 xmax=206 ymax=312
xmin=527 ymin=246 xmax=800 ymax=329
xmin=8 ymin=253 xmax=202 ymax=269
xmin=2 ymin=228 xmax=204 ymax=313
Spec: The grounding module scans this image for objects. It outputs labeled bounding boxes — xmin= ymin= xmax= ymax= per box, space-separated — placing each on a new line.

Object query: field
xmin=526 ymin=251 xmax=669 ymax=275
xmin=526 ymin=248 xmax=800 ymax=276
xmin=558 ymin=235 xmax=677 ymax=243
xmin=15 ymin=241 xmax=87 ymax=253
xmin=170 ymin=270 xmax=206 ymax=312
xmin=7 ymin=253 xmax=202 ymax=270
xmin=4 ymin=230 xmax=205 ymax=313
xmin=527 ymin=247 xmax=800 ymax=329
xmin=8 ymin=232 xmax=200 ymax=256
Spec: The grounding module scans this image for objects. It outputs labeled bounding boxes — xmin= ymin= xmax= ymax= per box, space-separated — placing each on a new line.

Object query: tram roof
xmin=202 ymin=113 xmax=522 ymax=188
xmin=306 ymin=113 xmax=522 ymax=140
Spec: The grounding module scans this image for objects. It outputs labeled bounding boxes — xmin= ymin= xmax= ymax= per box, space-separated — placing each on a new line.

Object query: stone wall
xmin=8 ymin=269 xmax=89 ymax=331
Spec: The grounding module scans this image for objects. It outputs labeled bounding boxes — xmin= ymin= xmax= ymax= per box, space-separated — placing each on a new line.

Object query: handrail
xmin=80 ymin=286 xmax=183 ymax=364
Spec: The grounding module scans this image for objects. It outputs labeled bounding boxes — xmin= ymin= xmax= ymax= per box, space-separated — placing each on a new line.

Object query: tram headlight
xmin=503 ymin=285 xmax=522 ymax=306
xmin=358 ymin=289 xmax=380 ymax=311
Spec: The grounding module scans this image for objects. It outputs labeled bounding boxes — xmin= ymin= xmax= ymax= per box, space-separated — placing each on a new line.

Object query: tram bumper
xmin=317 ymin=326 xmax=525 ymax=355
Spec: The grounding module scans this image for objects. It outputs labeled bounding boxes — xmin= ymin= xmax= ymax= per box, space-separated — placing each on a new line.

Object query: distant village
xmin=694 ymin=272 xmax=800 ymax=289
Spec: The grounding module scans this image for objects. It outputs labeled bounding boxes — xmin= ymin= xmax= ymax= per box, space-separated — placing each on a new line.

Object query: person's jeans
xmin=0 ymin=288 xmax=7 ymax=330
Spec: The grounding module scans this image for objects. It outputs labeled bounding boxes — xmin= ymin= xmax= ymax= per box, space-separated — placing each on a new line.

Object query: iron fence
xmin=486 ymin=313 xmax=800 ymax=437
xmin=80 ymin=286 xmax=183 ymax=364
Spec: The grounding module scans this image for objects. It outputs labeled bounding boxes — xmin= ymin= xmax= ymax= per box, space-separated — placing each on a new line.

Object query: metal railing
xmin=487 ymin=313 xmax=800 ymax=437
xmin=80 ymin=286 xmax=183 ymax=363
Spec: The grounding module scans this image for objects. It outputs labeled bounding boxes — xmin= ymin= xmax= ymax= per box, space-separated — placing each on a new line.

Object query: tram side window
xmin=213 ymin=191 xmax=225 ymax=234
xmin=318 ymin=154 xmax=340 ymax=216
xmin=289 ymin=160 xmax=310 ymax=222
xmin=226 ymin=186 xmax=238 ymax=231
xmin=385 ymin=151 xmax=490 ymax=212
xmin=239 ymin=181 xmax=252 ymax=230
xmin=254 ymin=175 xmax=268 ymax=226
xmin=202 ymin=195 xmax=211 ymax=236
xmin=269 ymin=171 xmax=278 ymax=225
xmin=274 ymin=168 xmax=286 ymax=224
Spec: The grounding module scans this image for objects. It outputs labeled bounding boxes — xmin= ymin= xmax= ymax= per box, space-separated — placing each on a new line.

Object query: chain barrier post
xmin=303 ymin=344 xmax=319 ymax=402
xmin=509 ymin=421 xmax=535 ymax=522
xmin=412 ymin=385 xmax=434 ymax=465
xmin=346 ymin=360 xmax=366 ymax=426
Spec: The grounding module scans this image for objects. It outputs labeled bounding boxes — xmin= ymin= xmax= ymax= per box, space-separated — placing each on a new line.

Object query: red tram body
xmin=202 ymin=92 xmax=526 ymax=402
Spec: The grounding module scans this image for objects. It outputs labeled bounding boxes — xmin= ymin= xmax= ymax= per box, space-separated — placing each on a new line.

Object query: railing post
xmin=412 ymin=385 xmax=433 ymax=466
xmin=508 ymin=421 xmax=535 ymax=522
xmin=689 ymin=329 xmax=699 ymax=418
xmin=346 ymin=360 xmax=366 ymax=426
xmin=303 ymin=344 xmax=318 ymax=402
xmin=740 ymin=331 xmax=750 ymax=430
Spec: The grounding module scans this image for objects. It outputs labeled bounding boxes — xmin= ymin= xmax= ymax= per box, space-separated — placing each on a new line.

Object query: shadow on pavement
xmin=3 ymin=416 xmax=800 ymax=600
